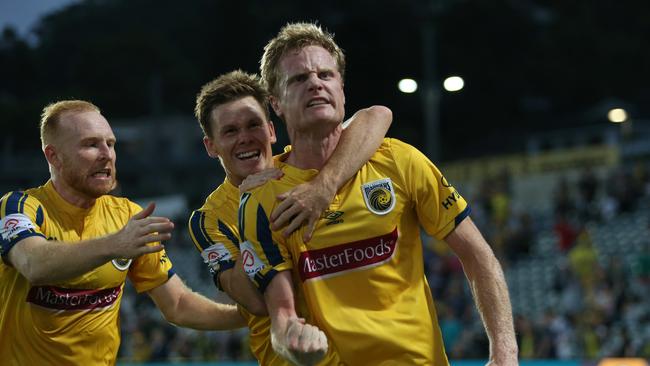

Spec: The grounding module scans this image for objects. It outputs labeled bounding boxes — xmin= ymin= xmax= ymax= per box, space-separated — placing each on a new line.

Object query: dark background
xmin=2 ymin=0 xmax=648 ymax=161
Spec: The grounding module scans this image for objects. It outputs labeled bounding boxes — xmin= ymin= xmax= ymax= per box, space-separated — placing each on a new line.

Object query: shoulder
xmin=189 ymin=183 xmax=239 ymax=228
xmin=201 ymin=182 xmax=239 ymax=212
xmin=1 ymin=189 xmax=45 ymax=217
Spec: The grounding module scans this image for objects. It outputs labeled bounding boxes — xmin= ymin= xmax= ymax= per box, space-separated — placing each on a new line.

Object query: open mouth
xmin=91 ymin=168 xmax=112 ymax=178
xmin=236 ymin=150 xmax=261 ymax=160
xmin=307 ymin=97 xmax=330 ymax=108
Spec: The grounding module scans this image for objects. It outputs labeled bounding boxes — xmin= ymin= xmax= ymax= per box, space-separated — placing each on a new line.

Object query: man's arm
xmin=445 ymin=217 xmax=519 ymax=366
xmin=218 ymin=258 xmax=267 ymax=316
xmin=264 ymin=271 xmax=328 ymax=366
xmin=147 ymin=274 xmax=245 ymax=330
xmin=7 ymin=203 xmax=172 ymax=284
xmin=270 ymin=105 xmax=392 ymax=241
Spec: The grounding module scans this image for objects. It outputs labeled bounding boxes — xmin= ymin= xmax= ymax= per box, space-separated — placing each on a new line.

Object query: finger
xmin=143 ymin=222 xmax=175 ymax=234
xmin=271 ymin=203 xmax=300 ymax=229
xmin=132 ymin=202 xmax=155 ymax=220
xmin=286 ymin=320 xmax=302 ymax=349
xmin=318 ymin=330 xmax=328 ymax=352
xmin=270 ymin=196 xmax=293 ymax=222
xmin=303 ymin=325 xmax=319 ymax=352
xmin=284 ymin=212 xmax=308 ymax=238
xmin=142 ymin=233 xmax=172 ymax=244
xmin=139 ymin=243 xmax=165 ymax=254
xmin=140 ymin=216 xmax=172 ymax=225
xmin=303 ymin=219 xmax=317 ymax=243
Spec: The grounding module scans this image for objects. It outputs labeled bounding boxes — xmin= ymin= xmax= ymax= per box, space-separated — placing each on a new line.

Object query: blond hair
xmin=260 ymin=22 xmax=345 ymax=96
xmin=40 ymin=100 xmax=100 ymax=146
xmin=195 ymin=70 xmax=270 ymax=138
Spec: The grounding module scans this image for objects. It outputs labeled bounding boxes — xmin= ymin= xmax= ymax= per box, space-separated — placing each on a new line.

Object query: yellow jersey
xmin=0 ymin=181 xmax=173 ymax=366
xmin=188 ymin=178 xmax=288 ymax=366
xmin=240 ymin=138 xmax=470 ymax=366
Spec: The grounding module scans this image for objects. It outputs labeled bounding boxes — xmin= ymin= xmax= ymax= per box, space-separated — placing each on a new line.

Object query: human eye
xmin=222 ymin=127 xmax=236 ymax=136
xmin=319 ymin=70 xmax=333 ymax=79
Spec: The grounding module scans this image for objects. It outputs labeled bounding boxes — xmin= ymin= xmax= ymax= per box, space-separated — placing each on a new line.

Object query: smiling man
xmin=189 ymin=70 xmax=392 ymax=365
xmin=0 ymin=100 xmax=244 ymax=365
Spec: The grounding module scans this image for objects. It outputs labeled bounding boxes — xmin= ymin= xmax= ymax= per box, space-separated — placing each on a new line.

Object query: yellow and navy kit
xmin=0 ymin=180 xmax=173 ymax=366
xmin=188 ymin=177 xmax=288 ymax=366
xmin=240 ymin=138 xmax=470 ymax=365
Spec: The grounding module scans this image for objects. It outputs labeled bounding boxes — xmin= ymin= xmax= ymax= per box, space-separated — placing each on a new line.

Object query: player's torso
xmin=1 ymin=188 xmax=131 ymax=365
xmin=277 ymin=159 xmax=438 ymax=365
xmin=194 ymin=183 xmax=290 ymax=366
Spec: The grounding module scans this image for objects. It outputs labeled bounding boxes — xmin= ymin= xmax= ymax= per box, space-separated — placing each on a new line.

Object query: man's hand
xmin=270 ymin=178 xmax=334 ymax=242
xmin=272 ymin=317 xmax=328 ymax=366
xmin=112 ymin=202 xmax=174 ymax=258
xmin=239 ymin=168 xmax=284 ymax=194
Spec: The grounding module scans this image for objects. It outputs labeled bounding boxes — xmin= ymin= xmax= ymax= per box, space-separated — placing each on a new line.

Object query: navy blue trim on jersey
xmin=255 ymin=268 xmax=279 ymax=293
xmin=189 ymin=211 xmax=214 ymax=251
xmin=167 ymin=268 xmax=176 ymax=279
xmin=3 ymin=191 xmax=25 ymax=215
xmin=218 ymin=219 xmax=240 ymax=248
xmin=1 ymin=231 xmax=46 ymax=259
xmin=35 ymin=206 xmax=44 ymax=226
xmin=238 ymin=193 xmax=251 ymax=242
xmin=455 ymin=205 xmax=472 ymax=227
xmin=256 ymin=205 xmax=283 ymax=266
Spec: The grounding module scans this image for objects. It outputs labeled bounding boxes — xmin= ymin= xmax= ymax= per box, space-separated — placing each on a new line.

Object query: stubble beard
xmin=61 ymin=163 xmax=117 ymax=199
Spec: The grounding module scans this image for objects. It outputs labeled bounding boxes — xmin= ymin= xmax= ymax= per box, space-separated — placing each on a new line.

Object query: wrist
xmin=313 ymin=173 xmax=337 ymax=199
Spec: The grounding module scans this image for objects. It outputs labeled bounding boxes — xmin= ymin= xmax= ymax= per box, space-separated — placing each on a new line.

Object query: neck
xmin=51 ymin=175 xmax=96 ymax=209
xmin=286 ymin=125 xmax=342 ymax=170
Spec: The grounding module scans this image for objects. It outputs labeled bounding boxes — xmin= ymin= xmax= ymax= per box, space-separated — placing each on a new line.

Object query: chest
xmin=40 ymin=209 xmax=130 ymax=288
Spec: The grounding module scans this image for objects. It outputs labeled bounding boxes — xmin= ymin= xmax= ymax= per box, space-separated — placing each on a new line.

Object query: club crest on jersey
xmin=361 ymin=178 xmax=396 ymax=215
xmin=112 ymin=258 xmax=132 ymax=271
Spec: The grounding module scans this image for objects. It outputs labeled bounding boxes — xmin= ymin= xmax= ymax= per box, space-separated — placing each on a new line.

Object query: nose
xmin=236 ymin=129 xmax=254 ymax=145
xmin=98 ymin=141 xmax=114 ymax=161
xmin=307 ymin=72 xmax=323 ymax=91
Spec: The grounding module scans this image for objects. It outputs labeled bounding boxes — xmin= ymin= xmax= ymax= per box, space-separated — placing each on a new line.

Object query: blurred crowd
xmin=116 ymin=163 xmax=650 ymax=362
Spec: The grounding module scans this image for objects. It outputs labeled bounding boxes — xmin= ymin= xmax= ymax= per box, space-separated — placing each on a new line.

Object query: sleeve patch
xmin=201 ymin=243 xmax=234 ymax=272
xmin=240 ymin=240 xmax=267 ymax=280
xmin=1 ymin=213 xmax=36 ymax=241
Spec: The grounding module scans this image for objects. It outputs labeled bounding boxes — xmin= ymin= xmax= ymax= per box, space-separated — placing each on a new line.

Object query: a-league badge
xmin=361 ymin=178 xmax=396 ymax=215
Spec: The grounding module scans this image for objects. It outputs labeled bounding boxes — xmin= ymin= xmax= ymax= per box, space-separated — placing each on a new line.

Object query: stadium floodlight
xmin=607 ymin=108 xmax=628 ymax=123
xmin=443 ymin=76 xmax=464 ymax=92
xmin=398 ymin=78 xmax=418 ymax=93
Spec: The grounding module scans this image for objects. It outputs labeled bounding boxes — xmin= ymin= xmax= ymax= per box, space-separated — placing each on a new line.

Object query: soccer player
xmin=0 ymin=100 xmax=244 ymax=365
xmin=188 ymin=70 xmax=392 ymax=364
xmin=239 ymin=22 xmax=519 ymax=365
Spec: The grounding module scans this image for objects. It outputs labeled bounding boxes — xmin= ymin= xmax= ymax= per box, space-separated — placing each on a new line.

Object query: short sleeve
xmin=188 ymin=209 xmax=239 ymax=280
xmin=391 ymin=140 xmax=470 ymax=240
xmin=238 ymin=192 xmax=293 ymax=293
xmin=125 ymin=201 xmax=174 ymax=293
xmin=0 ymin=191 xmax=47 ymax=260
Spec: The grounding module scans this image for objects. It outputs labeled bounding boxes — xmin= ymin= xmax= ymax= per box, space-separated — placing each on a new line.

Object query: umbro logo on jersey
xmin=361 ymin=178 xmax=396 ymax=215
xmin=322 ymin=210 xmax=344 ymax=225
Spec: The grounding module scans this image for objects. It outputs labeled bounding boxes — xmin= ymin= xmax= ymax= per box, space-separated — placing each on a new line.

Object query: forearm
xmin=221 ymin=259 xmax=268 ymax=316
xmin=464 ymin=253 xmax=518 ymax=362
xmin=9 ymin=236 xmax=113 ymax=284
xmin=151 ymin=276 xmax=245 ymax=330
xmin=446 ymin=218 xmax=518 ymax=364
xmin=265 ymin=271 xmax=299 ymax=330
xmin=318 ymin=105 xmax=392 ymax=188
xmin=172 ymin=291 xmax=245 ymax=330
